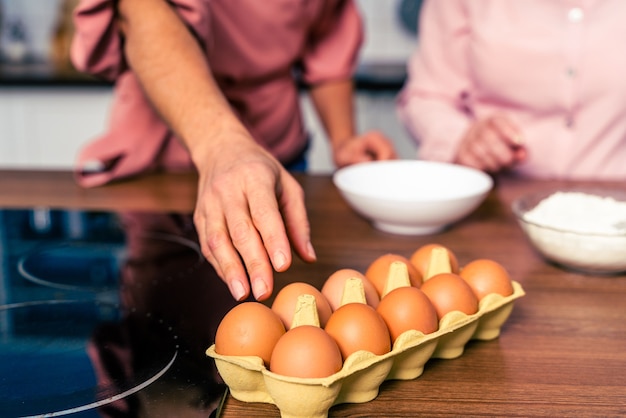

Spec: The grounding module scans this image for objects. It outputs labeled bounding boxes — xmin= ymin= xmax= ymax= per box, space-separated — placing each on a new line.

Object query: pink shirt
xmin=397 ymin=0 xmax=626 ymax=180
xmin=71 ymin=0 xmax=362 ymax=187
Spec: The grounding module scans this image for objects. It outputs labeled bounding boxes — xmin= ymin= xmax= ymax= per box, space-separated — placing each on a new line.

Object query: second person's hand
xmin=455 ymin=114 xmax=527 ymax=173
xmin=332 ymin=130 xmax=398 ymax=168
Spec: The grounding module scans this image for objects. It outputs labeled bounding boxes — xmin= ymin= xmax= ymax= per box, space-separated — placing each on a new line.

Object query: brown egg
xmin=377 ymin=286 xmax=439 ymax=343
xmin=324 ymin=303 xmax=391 ymax=360
xmin=460 ymin=259 xmax=514 ymax=300
xmin=420 ymin=273 xmax=479 ymax=320
xmin=321 ymin=268 xmax=380 ymax=310
xmin=365 ymin=253 xmax=423 ymax=296
xmin=271 ymin=282 xmax=333 ymax=328
xmin=214 ymin=301 xmax=286 ymax=366
xmin=269 ymin=325 xmax=343 ymax=378
xmin=410 ymin=243 xmax=459 ymax=278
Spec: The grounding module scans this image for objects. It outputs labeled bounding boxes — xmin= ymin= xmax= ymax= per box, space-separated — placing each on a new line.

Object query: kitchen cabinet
xmin=0 ymin=86 xmax=113 ymax=169
xmin=0 ymin=87 xmax=417 ymax=173
xmin=0 ymin=0 xmax=420 ymax=172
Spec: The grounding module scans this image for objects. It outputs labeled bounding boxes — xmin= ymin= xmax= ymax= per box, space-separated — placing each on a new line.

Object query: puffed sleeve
xmin=396 ymin=0 xmax=472 ymax=162
xmin=70 ymin=0 xmax=212 ymax=81
xmin=299 ymin=0 xmax=363 ymax=85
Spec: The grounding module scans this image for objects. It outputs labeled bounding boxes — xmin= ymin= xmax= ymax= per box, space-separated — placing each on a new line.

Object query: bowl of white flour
xmin=512 ymin=187 xmax=626 ymax=274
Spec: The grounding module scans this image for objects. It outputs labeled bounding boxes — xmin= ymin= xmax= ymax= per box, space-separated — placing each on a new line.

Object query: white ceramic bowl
xmin=332 ymin=160 xmax=493 ymax=235
xmin=512 ymin=187 xmax=626 ymax=274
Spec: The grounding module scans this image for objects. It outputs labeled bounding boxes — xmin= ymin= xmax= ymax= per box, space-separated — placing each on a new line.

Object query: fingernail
xmin=307 ymin=241 xmax=317 ymax=260
xmin=273 ymin=250 xmax=287 ymax=271
xmin=252 ymin=279 xmax=268 ymax=300
xmin=230 ymin=280 xmax=246 ymax=301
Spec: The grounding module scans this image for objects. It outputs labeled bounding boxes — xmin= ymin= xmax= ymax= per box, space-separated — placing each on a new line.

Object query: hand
xmin=332 ymin=130 xmax=398 ymax=168
xmin=115 ymin=0 xmax=317 ymax=302
xmin=193 ymin=140 xmax=316 ymax=302
xmin=455 ymin=114 xmax=527 ymax=173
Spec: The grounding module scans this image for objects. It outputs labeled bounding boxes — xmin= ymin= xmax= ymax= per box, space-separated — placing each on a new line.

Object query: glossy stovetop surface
xmin=0 ymin=209 xmax=237 ymax=417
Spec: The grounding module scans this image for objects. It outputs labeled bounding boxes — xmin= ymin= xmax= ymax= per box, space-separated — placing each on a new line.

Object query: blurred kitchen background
xmin=0 ymin=0 xmax=422 ymax=173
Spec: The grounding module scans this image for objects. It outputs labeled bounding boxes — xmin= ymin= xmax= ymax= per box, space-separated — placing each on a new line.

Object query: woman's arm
xmin=397 ymin=0 xmax=525 ymax=172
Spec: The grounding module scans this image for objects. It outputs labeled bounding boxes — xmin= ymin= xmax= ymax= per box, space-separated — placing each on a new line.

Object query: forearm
xmin=116 ymin=0 xmax=250 ymax=171
xmin=113 ymin=0 xmax=315 ymax=303
xmin=308 ymin=79 xmax=356 ymax=149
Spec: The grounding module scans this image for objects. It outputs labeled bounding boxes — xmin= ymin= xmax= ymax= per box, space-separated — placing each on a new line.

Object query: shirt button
xmin=568 ymin=7 xmax=584 ymax=22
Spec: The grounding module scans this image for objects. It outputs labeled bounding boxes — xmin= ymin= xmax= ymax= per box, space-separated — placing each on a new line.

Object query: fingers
xmin=195 ymin=184 xmax=253 ymax=301
xmin=194 ymin=129 xmax=396 ymax=302
xmin=241 ymin=169 xmax=295 ymax=300
xmin=333 ymin=131 xmax=398 ymax=167
xmin=360 ymin=130 xmax=398 ymax=160
xmin=277 ymin=172 xmax=317 ymax=264
xmin=194 ymin=159 xmax=313 ymax=302
xmin=476 ymin=125 xmax=515 ymax=171
xmin=456 ymin=115 xmax=526 ymax=173
xmin=489 ymin=114 xmax=525 ymax=148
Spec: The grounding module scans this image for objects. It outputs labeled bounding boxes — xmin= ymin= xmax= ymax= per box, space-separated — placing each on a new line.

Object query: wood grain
xmin=226 ymin=175 xmax=626 ymax=418
xmin=2 ymin=170 xmax=625 ymax=417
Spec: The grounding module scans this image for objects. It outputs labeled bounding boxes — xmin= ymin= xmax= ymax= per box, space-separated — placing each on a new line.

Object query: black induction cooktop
xmin=0 ymin=208 xmax=238 ymax=417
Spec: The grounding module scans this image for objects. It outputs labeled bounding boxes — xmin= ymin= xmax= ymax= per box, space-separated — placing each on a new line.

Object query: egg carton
xmin=206 ymin=280 xmax=525 ymax=418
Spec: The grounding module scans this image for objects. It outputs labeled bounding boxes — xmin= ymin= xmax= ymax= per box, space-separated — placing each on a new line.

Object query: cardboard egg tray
xmin=206 ymin=278 xmax=525 ymax=418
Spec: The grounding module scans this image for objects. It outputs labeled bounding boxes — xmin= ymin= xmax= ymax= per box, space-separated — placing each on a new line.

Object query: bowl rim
xmin=511 ymin=186 xmax=626 ymax=238
xmin=332 ymin=160 xmax=494 ymax=203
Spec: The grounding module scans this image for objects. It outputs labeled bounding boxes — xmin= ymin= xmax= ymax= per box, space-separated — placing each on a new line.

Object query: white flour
xmin=519 ymin=191 xmax=626 ymax=273
xmin=521 ymin=192 xmax=626 ymax=273
xmin=523 ymin=191 xmax=626 ymax=235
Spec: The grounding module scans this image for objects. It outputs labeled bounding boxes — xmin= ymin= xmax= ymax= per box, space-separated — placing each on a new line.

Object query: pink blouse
xmin=398 ymin=0 xmax=626 ymax=180
xmin=71 ymin=0 xmax=362 ymax=187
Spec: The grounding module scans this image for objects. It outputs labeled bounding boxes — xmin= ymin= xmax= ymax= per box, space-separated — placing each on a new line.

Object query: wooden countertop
xmin=0 ymin=169 xmax=197 ymax=212
xmin=2 ymin=169 xmax=626 ymax=417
